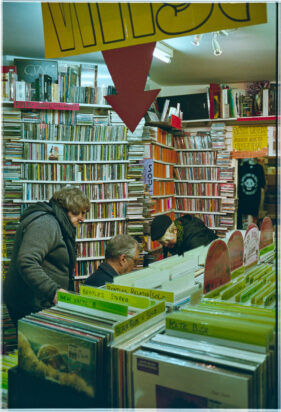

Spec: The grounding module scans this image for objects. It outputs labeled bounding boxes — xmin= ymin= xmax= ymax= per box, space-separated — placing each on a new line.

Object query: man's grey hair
xmin=51 ymin=186 xmax=90 ymax=214
xmin=105 ymin=235 xmax=138 ymax=260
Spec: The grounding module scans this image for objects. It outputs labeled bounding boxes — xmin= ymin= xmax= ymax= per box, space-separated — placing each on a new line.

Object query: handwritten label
xmin=204 ymin=239 xmax=231 ymax=294
xmin=232 ymin=126 xmax=268 ymax=158
xmin=42 ymin=3 xmax=267 ymax=58
xmin=57 ymin=291 xmax=128 ymax=316
xmin=143 ymin=159 xmax=154 ymax=196
xmin=14 ymin=101 xmax=80 ymax=111
xmin=80 ymin=285 xmax=150 ymax=309
xmin=244 ymin=224 xmax=260 ymax=268
xmin=114 ymin=301 xmax=165 ymax=337
xmin=106 ymin=283 xmax=174 ymax=303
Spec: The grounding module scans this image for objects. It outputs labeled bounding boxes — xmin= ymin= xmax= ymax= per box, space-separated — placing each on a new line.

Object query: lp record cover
xmin=18 ymin=318 xmax=98 ymax=398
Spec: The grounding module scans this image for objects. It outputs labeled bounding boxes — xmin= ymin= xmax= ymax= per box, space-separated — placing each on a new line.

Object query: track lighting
xmin=212 ymin=32 xmax=222 ymax=56
xmin=191 ymin=29 xmax=236 ymax=56
xmin=191 ymin=34 xmax=203 ymax=46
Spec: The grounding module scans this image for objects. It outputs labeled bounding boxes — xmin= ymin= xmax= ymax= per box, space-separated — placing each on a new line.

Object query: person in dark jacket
xmin=3 ymin=186 xmax=90 ymax=324
xmin=150 ymin=214 xmax=217 ymax=258
xmin=85 ymin=234 xmax=139 ymax=287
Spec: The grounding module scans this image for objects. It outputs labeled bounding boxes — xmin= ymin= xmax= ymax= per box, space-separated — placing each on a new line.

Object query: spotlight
xmin=219 ymin=30 xmax=229 ymax=36
xmin=212 ymin=32 xmax=222 ymax=56
xmin=191 ymin=34 xmax=203 ymax=46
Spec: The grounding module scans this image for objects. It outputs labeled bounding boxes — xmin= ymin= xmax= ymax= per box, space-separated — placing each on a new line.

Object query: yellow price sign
xmin=42 ymin=3 xmax=267 ymax=58
xmin=233 ymin=126 xmax=268 ymax=152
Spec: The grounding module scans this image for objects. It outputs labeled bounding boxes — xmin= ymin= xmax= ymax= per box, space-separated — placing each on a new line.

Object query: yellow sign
xmin=80 ymin=284 xmax=151 ymax=309
xmin=106 ymin=283 xmax=174 ymax=303
xmin=42 ymin=3 xmax=267 ymax=58
xmin=114 ymin=301 xmax=165 ymax=338
xmin=233 ymin=126 xmax=268 ymax=152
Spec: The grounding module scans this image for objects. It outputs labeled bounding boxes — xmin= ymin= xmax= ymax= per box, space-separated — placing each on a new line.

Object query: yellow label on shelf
xmin=80 ymin=285 xmax=151 ymax=309
xmin=251 ymin=283 xmax=275 ymax=305
xmin=42 ymin=3 xmax=267 ymax=58
xmin=233 ymin=126 xmax=268 ymax=152
xmin=166 ymin=311 xmax=273 ymax=346
xmin=263 ymin=290 xmax=276 ymax=307
xmin=114 ymin=301 xmax=165 ymax=338
xmin=203 ymin=281 xmax=231 ymax=299
xmin=231 ymin=266 xmax=245 ymax=279
xmin=106 ymin=283 xmax=174 ymax=303
xmin=57 ymin=290 xmax=128 ymax=316
xmin=220 ymin=278 xmax=246 ymax=300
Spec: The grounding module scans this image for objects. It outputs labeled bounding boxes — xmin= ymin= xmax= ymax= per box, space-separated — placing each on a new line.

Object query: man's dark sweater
xmin=85 ymin=262 xmax=119 ymax=287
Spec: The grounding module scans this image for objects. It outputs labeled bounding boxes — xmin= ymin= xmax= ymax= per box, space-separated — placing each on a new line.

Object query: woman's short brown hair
xmin=51 ymin=186 xmax=90 ymax=215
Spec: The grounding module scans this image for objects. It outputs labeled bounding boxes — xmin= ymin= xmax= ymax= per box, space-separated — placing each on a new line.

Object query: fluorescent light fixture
xmin=212 ymin=32 xmax=222 ymax=56
xmin=191 ymin=34 xmax=203 ymax=46
xmin=153 ymin=42 xmax=173 ymax=63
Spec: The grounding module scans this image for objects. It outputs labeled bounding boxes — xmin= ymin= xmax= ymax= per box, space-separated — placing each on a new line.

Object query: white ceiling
xmin=2 ymin=2 xmax=278 ymax=86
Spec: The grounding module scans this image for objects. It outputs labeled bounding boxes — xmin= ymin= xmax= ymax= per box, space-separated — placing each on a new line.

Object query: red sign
xmin=227 ymin=231 xmax=244 ymax=273
xmin=103 ymin=42 xmax=160 ymax=133
xmin=204 ymin=239 xmax=231 ymax=294
xmin=170 ymin=115 xmax=181 ymax=130
xmin=14 ymin=101 xmax=80 ymax=111
xmin=244 ymin=224 xmax=259 ymax=268
xmin=259 ymin=217 xmax=274 ymax=250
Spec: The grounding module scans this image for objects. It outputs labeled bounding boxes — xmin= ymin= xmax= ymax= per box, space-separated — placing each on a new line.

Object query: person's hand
xmin=53 ymin=288 xmax=67 ymax=304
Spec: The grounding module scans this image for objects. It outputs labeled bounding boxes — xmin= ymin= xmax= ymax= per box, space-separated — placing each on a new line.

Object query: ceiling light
xmin=191 ymin=34 xmax=203 ymax=47
xmin=219 ymin=30 xmax=229 ymax=37
xmin=212 ymin=32 xmax=222 ymax=56
xmin=153 ymin=42 xmax=173 ymax=64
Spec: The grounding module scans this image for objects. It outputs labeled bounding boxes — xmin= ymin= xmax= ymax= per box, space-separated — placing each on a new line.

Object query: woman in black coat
xmin=150 ymin=214 xmax=217 ymax=258
xmin=3 ymin=186 xmax=90 ymax=323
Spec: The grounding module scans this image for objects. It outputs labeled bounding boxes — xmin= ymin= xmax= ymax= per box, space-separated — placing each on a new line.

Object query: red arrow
xmin=102 ymin=42 xmax=161 ymax=132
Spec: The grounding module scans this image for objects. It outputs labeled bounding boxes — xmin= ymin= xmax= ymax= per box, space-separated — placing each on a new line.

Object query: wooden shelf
xmin=20 ymin=139 xmax=128 ymax=145
xmin=13 ymin=179 xmax=133 ymax=184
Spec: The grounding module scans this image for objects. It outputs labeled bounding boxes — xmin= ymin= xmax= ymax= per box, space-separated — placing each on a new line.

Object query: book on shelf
xmin=220 ymin=85 xmax=230 ymax=118
xmin=2 ymin=66 xmax=18 ymax=101
xmin=15 ymin=81 xmax=26 ymax=101
xmin=80 ymin=64 xmax=98 ymax=88
xmin=44 ymin=74 xmax=52 ymax=102
xmin=160 ymin=98 xmax=170 ymax=122
xmin=208 ymin=83 xmax=221 ymax=119
xmin=262 ymin=88 xmax=269 ymax=116
xmin=46 ymin=143 xmax=64 ymax=161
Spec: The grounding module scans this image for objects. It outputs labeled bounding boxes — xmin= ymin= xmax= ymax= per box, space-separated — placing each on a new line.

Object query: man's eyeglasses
xmin=125 ymin=254 xmax=136 ymax=263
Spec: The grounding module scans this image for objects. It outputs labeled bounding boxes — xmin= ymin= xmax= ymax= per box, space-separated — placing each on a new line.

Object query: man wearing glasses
xmin=85 ymin=234 xmax=139 ymax=287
